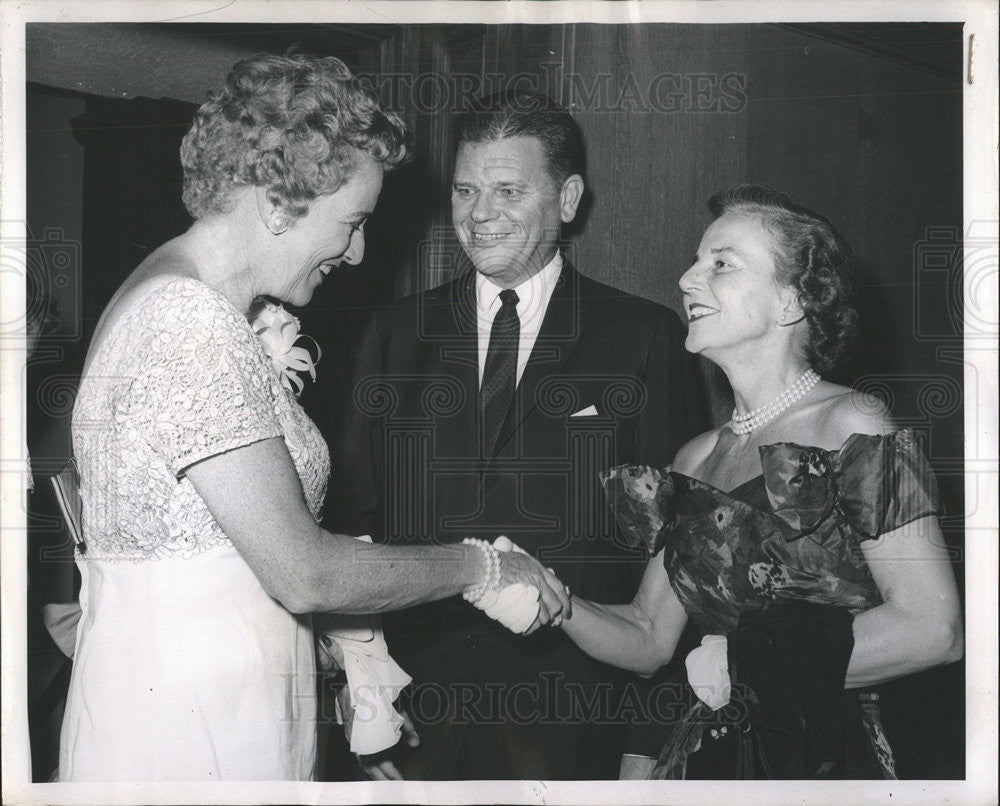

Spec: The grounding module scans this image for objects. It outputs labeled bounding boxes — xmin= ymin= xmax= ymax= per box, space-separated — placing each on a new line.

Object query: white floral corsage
xmin=251 ymin=302 xmax=321 ymax=397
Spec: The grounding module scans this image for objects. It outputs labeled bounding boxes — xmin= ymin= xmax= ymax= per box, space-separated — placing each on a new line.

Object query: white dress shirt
xmin=476 ymin=253 xmax=563 ymax=388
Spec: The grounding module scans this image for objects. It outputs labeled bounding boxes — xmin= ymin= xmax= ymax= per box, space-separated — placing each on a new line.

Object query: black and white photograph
xmin=1 ymin=2 xmax=996 ymax=804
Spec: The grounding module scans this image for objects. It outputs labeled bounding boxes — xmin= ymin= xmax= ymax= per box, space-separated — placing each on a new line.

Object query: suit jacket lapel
xmin=494 ymin=262 xmax=585 ymax=454
xmin=429 ymin=272 xmax=479 ymax=458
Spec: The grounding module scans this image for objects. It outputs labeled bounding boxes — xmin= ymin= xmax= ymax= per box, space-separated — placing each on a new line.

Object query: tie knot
xmin=498 ymin=289 xmax=519 ymax=307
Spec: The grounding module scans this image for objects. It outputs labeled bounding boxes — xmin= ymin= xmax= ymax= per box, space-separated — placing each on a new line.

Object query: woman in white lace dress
xmin=60 ymin=54 xmax=571 ymax=782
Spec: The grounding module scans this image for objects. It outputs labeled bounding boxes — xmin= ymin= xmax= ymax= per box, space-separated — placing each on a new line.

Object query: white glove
xmin=468 ymin=536 xmax=541 ymax=635
xmin=477 ymin=583 xmax=540 ymax=635
xmin=42 ymin=602 xmax=82 ymax=659
xmin=685 ymin=634 xmax=731 ymax=711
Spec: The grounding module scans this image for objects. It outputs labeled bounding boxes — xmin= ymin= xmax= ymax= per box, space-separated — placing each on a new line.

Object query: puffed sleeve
xmin=127 ymin=280 xmax=282 ymax=476
xmin=599 ymin=465 xmax=675 ymax=555
xmin=834 ymin=430 xmax=942 ymax=541
xmin=759 ymin=430 xmax=942 ymax=542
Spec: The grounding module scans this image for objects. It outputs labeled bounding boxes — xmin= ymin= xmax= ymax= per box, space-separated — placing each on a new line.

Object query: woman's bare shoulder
xmin=87 ymin=243 xmax=204 ymax=350
xmin=121 ymin=245 xmax=199 ymax=300
xmin=671 ymin=426 xmax=724 ymax=475
xmin=811 ymin=382 xmax=895 ymax=445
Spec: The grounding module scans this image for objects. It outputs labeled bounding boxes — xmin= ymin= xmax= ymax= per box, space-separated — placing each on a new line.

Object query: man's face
xmin=451 ymin=136 xmax=581 ymax=288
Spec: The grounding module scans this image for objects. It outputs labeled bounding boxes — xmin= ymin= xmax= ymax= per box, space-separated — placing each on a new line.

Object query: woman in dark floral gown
xmin=559 ymin=185 xmax=962 ymax=779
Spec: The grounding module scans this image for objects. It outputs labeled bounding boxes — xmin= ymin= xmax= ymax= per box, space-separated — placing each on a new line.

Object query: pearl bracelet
xmin=461 ymin=538 xmax=502 ymax=604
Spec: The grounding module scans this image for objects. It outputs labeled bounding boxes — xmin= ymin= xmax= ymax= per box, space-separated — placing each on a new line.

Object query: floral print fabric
xmin=601 ymin=431 xmax=940 ymax=634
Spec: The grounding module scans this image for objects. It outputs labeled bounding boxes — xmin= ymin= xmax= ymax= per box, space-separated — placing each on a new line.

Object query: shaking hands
xmin=463 ymin=536 xmax=572 ymax=635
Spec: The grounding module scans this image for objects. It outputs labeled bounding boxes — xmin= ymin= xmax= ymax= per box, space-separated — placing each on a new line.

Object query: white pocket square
xmin=570 ymin=404 xmax=599 ymax=417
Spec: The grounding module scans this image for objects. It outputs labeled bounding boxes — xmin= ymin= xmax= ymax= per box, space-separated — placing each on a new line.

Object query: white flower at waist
xmin=251 ymin=302 xmax=321 ymax=397
xmin=686 ymin=634 xmax=731 ymax=711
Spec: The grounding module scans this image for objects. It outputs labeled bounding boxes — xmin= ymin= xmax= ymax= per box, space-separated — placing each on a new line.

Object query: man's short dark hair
xmin=455 ymin=91 xmax=585 ymax=186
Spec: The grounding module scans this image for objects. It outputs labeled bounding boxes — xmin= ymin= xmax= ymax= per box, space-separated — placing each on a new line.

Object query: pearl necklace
xmin=730 ymin=368 xmax=821 ymax=435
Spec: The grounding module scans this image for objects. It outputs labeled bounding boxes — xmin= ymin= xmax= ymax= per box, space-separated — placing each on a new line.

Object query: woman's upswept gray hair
xmin=709 ymin=184 xmax=859 ymax=372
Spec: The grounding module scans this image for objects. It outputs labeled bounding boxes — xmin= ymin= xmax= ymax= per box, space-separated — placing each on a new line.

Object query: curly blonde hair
xmin=180 ymin=53 xmax=410 ymax=221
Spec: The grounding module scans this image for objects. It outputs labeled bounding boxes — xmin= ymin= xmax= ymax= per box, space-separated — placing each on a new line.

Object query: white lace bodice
xmin=72 ymin=277 xmax=329 ymax=560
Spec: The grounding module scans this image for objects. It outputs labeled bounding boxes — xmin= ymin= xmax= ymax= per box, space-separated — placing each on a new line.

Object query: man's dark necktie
xmin=480 ymin=288 xmax=520 ymax=456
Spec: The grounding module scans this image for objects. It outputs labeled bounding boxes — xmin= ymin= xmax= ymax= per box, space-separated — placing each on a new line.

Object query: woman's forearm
xmin=184 ymin=438 xmax=486 ymax=614
xmin=845 ymin=516 xmax=963 ymax=688
xmin=560 ymin=598 xmax=675 ymax=676
xmin=186 ymin=437 xmax=569 ymax=620
xmin=558 ymin=551 xmax=688 ymax=676
xmin=283 ymin=528 xmax=485 ymax=614
xmin=845 ymin=600 xmax=963 ymax=688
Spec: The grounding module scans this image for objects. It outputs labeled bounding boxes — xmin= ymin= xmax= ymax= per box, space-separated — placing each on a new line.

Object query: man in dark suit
xmin=326 ymin=92 xmax=704 ymax=779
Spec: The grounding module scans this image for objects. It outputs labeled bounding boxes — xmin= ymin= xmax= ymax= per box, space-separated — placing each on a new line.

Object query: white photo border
xmin=2 ymin=2 xmax=996 ymax=804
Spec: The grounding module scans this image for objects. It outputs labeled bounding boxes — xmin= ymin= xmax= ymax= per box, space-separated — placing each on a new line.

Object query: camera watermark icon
xmin=912 ymin=221 xmax=998 ymax=342
xmin=1 ymin=222 xmax=82 ymax=343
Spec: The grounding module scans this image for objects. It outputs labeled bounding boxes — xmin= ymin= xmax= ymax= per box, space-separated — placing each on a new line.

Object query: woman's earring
xmin=778 ymin=294 xmax=805 ymax=327
xmin=268 ymin=212 xmax=288 ymax=235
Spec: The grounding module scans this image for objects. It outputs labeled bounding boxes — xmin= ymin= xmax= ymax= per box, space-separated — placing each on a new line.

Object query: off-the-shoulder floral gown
xmin=603 ymin=430 xmax=940 ymax=779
